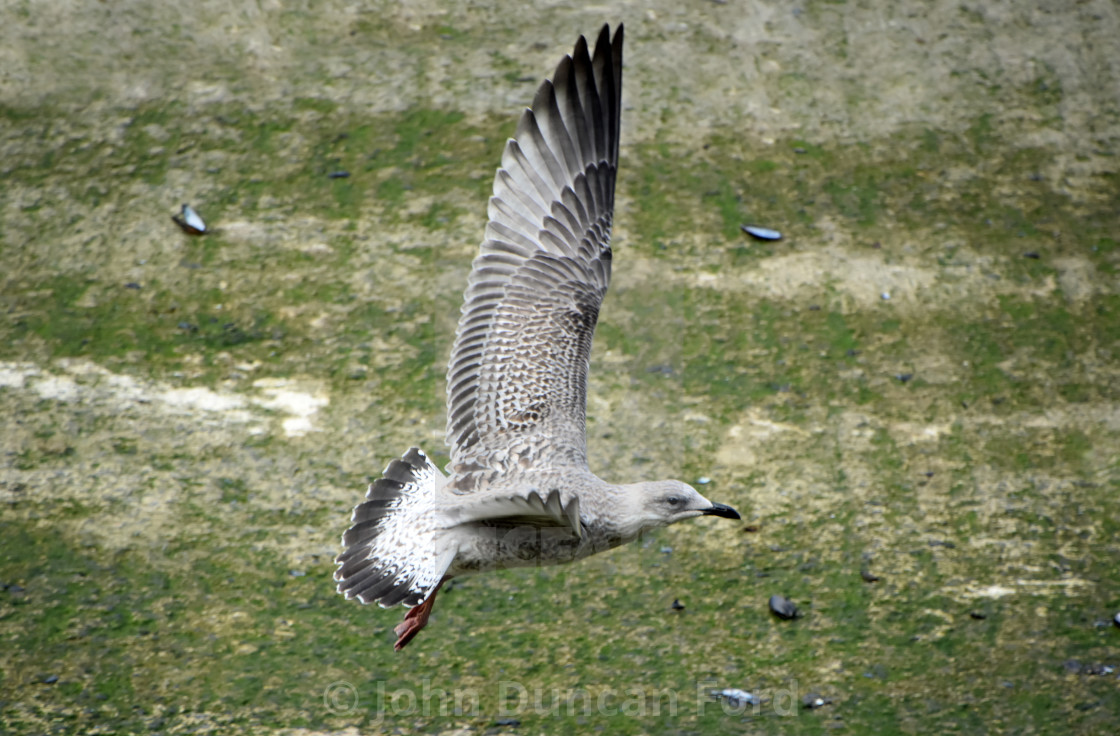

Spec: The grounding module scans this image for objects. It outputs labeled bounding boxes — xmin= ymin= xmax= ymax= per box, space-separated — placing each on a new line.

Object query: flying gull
xmin=334 ymin=24 xmax=741 ymax=650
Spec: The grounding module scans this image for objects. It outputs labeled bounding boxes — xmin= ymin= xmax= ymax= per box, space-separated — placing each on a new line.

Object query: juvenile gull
xmin=334 ymin=24 xmax=740 ymax=650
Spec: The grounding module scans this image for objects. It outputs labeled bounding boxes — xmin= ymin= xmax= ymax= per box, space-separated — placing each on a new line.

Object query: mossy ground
xmin=2 ymin=2 xmax=1119 ymax=735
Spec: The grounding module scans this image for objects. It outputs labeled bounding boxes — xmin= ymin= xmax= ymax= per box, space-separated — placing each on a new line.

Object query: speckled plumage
xmin=334 ymin=25 xmax=740 ymax=650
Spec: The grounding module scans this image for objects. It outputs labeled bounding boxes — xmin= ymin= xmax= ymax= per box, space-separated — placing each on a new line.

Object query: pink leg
xmin=393 ymin=579 xmax=445 ymax=651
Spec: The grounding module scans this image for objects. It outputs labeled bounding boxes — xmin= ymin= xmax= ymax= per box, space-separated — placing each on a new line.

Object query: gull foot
xmin=393 ymin=580 xmax=444 ymax=651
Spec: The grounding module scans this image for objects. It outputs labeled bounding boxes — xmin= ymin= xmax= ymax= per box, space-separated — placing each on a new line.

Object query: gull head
xmin=619 ymin=480 xmax=740 ymax=539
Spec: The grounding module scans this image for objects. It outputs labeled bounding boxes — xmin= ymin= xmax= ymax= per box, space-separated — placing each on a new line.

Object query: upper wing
xmin=445 ymin=25 xmax=623 ymax=490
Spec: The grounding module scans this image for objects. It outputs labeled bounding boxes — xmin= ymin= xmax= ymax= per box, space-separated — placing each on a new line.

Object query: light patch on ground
xmin=1053 ymin=257 xmax=1104 ymax=303
xmin=252 ymin=378 xmax=330 ymax=437
xmin=741 ymin=247 xmax=938 ymax=307
xmin=0 ymin=363 xmax=31 ymax=389
xmin=158 ymin=386 xmax=247 ymax=414
xmin=954 ymin=579 xmax=1093 ymax=601
xmin=887 ymin=420 xmax=953 ymax=443
xmin=716 ymin=408 xmax=810 ymax=469
xmin=0 ymin=359 xmax=329 ymax=437
xmin=624 ymin=245 xmax=941 ymax=309
xmin=916 ymin=607 xmax=955 ymax=641
xmin=965 ymin=584 xmax=1018 ymax=599
xmin=625 ymin=242 xmax=1111 ymax=318
xmin=1 ymin=359 xmax=339 ymax=559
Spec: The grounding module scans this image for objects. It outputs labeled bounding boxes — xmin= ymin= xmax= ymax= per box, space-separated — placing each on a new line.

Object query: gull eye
xmin=665 ymin=496 xmax=682 ymax=507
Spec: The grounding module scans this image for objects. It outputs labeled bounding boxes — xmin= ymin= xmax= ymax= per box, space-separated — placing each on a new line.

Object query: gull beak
xmin=701 ymin=502 xmax=741 ymax=520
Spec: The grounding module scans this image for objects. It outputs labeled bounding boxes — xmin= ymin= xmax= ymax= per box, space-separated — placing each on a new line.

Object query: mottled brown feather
xmin=445 ymin=25 xmax=623 ymax=489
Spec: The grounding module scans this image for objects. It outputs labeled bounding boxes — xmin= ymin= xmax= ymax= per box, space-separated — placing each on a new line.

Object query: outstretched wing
xmin=445 ymin=24 xmax=623 ymax=490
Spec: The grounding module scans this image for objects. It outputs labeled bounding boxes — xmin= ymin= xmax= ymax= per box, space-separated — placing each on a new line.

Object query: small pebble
xmin=741 ymin=224 xmax=782 ymax=241
xmin=124 ymin=282 xmax=141 ymax=290
xmin=659 ymin=546 xmax=673 ymax=555
xmin=41 ymin=674 xmax=59 ymax=685
xmin=671 ymin=598 xmax=685 ymax=611
xmin=1023 ymin=251 xmax=1040 ymax=259
xmin=895 ymin=373 xmax=913 ymax=383
xmin=696 ymin=476 xmax=711 ymax=485
xmin=860 ymin=569 xmax=880 ymax=583
xmin=802 ymin=692 xmax=832 ymax=709
xmin=1083 ymin=663 xmax=1114 ymax=676
xmin=1113 ymin=612 xmax=1120 ymax=629
xmin=328 ymin=170 xmax=351 ymax=179
xmin=969 ymin=611 xmax=987 ymax=620
xmin=881 ymin=291 xmax=891 ymax=301
xmin=712 ymin=688 xmax=758 ymax=707
xmin=494 ymin=717 xmax=521 ymax=727
xmin=769 ymin=594 xmax=799 ymax=620
xmin=172 ymin=203 xmax=207 ymax=235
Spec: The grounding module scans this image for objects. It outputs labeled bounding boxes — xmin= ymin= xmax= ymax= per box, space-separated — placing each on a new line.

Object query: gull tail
xmin=334 ymin=447 xmax=454 ymax=608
